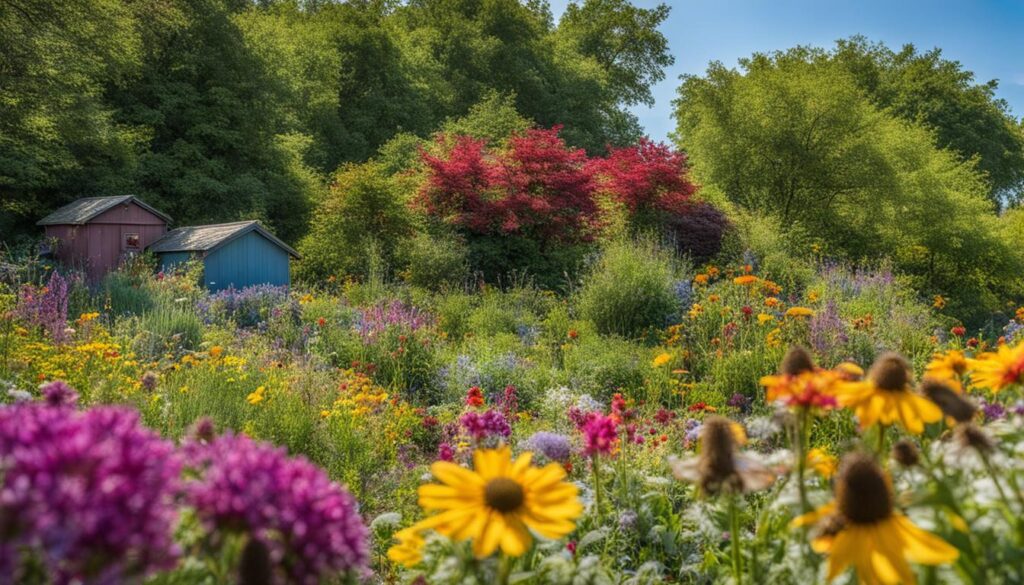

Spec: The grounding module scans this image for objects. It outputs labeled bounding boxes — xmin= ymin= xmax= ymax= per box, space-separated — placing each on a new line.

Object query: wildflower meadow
xmin=5 ymin=1 xmax=1024 ymax=584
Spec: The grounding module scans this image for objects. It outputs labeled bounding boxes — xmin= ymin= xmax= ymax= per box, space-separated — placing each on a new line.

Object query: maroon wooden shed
xmin=37 ymin=195 xmax=171 ymax=282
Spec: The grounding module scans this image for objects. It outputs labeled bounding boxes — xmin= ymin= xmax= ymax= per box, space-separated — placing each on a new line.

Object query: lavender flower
xmin=357 ymin=300 xmax=433 ymax=341
xmin=979 ymin=399 xmax=1006 ymax=422
xmin=0 ymin=397 xmax=182 ymax=583
xmin=526 ymin=431 xmax=572 ymax=462
xmin=809 ymin=299 xmax=848 ymax=357
xmin=14 ymin=271 xmax=70 ymax=343
xmin=185 ymin=433 xmax=369 ymax=583
xmin=196 ymin=285 xmax=293 ymax=328
xmin=459 ymin=409 xmax=511 ymax=441
xmin=618 ymin=510 xmax=639 ymax=531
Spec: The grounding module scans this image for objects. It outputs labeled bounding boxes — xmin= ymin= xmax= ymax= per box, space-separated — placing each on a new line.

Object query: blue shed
xmin=147 ymin=221 xmax=300 ymax=291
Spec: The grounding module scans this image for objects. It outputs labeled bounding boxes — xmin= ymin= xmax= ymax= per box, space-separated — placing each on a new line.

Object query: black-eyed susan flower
xmin=387 ymin=526 xmax=427 ymax=567
xmin=834 ymin=353 xmax=941 ymax=434
xmin=407 ymin=446 xmax=582 ymax=559
xmin=968 ymin=341 xmax=1024 ymax=393
xmin=924 ymin=349 xmax=969 ymax=389
xmin=795 ymin=453 xmax=959 ymax=584
xmin=669 ymin=416 xmax=776 ymax=495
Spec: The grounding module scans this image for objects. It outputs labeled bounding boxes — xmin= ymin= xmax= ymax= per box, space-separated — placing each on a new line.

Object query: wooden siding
xmin=157 ymin=252 xmax=196 ymax=273
xmin=44 ymin=201 xmax=167 ymax=282
xmin=153 ymin=230 xmax=288 ymax=290
xmin=200 ymin=231 xmax=290 ymax=291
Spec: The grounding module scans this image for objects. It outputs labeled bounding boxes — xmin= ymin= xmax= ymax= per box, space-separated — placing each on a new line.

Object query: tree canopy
xmin=1 ymin=0 xmax=673 ymax=241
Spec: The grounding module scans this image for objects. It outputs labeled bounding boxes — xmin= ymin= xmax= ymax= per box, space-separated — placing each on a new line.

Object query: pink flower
xmin=581 ymin=413 xmax=618 ymax=457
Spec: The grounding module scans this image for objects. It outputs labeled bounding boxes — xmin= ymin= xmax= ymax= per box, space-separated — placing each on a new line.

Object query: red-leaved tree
xmin=417 ymin=127 xmax=600 ymax=243
xmin=588 ymin=138 xmax=698 ymax=218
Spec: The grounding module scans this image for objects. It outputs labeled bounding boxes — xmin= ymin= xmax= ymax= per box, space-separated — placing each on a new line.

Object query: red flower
xmin=317 ymin=317 xmax=326 ymax=328
xmin=967 ymin=337 xmax=979 ymax=348
xmin=465 ymin=386 xmax=485 ymax=407
xmin=951 ymin=326 xmax=966 ymax=337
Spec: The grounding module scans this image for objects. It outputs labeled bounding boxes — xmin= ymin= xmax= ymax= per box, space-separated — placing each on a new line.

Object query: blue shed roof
xmin=146 ymin=221 xmax=300 ymax=258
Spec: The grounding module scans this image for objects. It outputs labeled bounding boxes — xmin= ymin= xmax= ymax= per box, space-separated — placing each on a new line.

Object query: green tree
xmin=0 ymin=0 xmax=150 ymax=238
xmin=833 ymin=37 xmax=1024 ymax=206
xmin=109 ymin=0 xmax=320 ymax=242
xmin=295 ymin=161 xmax=414 ymax=281
xmin=674 ymin=48 xmax=1022 ymax=323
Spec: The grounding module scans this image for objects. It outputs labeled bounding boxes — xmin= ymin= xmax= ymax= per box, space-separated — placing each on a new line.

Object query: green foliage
xmin=833 ymin=36 xmax=1024 ymax=205
xmin=577 ymin=238 xmax=683 ymax=338
xmin=675 ymin=47 xmax=1024 ymax=325
xmin=296 ymin=162 xmax=414 ymax=282
xmin=400 ymin=232 xmax=469 ymax=291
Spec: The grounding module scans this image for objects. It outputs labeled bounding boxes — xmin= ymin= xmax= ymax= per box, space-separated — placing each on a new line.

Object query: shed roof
xmin=146 ymin=221 xmax=300 ymax=258
xmin=37 ymin=195 xmax=172 ymax=226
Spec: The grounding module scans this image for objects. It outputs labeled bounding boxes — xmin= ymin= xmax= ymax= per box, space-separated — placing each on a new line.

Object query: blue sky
xmin=549 ymin=0 xmax=1024 ymax=143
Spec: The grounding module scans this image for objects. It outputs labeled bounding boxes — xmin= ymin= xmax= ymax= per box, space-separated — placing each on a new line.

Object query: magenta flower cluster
xmin=580 ymin=412 xmax=619 ymax=457
xmin=0 ymin=386 xmax=182 ymax=584
xmin=185 ymin=433 xmax=369 ymax=584
xmin=357 ymin=300 xmax=433 ymax=341
xmin=459 ymin=409 xmax=512 ymax=441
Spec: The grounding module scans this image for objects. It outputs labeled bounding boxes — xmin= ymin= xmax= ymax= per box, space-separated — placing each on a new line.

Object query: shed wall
xmin=45 ymin=201 xmax=167 ymax=282
xmin=202 ymin=231 xmax=291 ymax=291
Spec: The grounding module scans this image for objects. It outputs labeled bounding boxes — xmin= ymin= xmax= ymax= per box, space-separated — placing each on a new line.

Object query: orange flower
xmin=733 ymin=275 xmax=758 ymax=286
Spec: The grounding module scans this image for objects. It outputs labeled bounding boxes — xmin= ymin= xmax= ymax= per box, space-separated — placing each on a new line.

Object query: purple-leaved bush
xmin=0 ymin=382 xmax=182 ymax=584
xmin=185 ymin=433 xmax=369 ymax=584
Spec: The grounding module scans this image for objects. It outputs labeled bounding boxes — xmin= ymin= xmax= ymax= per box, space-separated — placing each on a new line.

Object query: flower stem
xmin=497 ymin=553 xmax=512 ymax=585
xmin=728 ymin=493 xmax=743 ymax=585
xmin=592 ymin=454 xmax=603 ymax=523
xmin=794 ymin=407 xmax=811 ymax=513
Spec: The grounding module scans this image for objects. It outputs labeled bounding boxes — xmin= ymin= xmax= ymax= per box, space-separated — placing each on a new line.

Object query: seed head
xmin=697 ymin=416 xmax=741 ymax=494
xmin=868 ymin=353 xmax=911 ymax=392
xmin=921 ymin=379 xmax=976 ymax=423
xmin=891 ymin=439 xmax=920 ymax=468
xmin=836 ymin=453 xmax=892 ymax=525
xmin=954 ymin=423 xmax=995 ymax=455
xmin=781 ymin=346 xmax=815 ymax=376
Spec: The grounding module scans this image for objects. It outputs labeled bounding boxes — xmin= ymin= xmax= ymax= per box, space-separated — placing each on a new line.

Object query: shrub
xmin=401 ymin=232 xmax=469 ymax=291
xmin=296 ymin=161 xmax=414 ymax=282
xmin=665 ymin=202 xmax=730 ymax=263
xmin=577 ymin=239 xmax=683 ymax=338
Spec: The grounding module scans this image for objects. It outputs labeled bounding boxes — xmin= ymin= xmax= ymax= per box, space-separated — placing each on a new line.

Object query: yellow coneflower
xmin=405 ymin=446 xmax=582 ymax=558
xmin=968 ymin=341 xmax=1024 ymax=393
xmin=834 ymin=353 xmax=942 ymax=434
xmin=924 ymin=350 xmax=969 ymax=390
xmin=652 ymin=352 xmax=672 ymax=367
xmin=785 ymin=307 xmax=814 ymax=318
xmin=806 ymin=447 xmax=837 ymax=478
xmin=387 ymin=527 xmax=427 ymax=567
xmin=669 ymin=416 xmax=776 ymax=495
xmin=795 ymin=453 xmax=958 ymax=584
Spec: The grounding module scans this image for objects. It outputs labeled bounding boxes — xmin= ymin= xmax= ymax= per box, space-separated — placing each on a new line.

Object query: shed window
xmin=124 ymin=233 xmax=141 ymax=250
